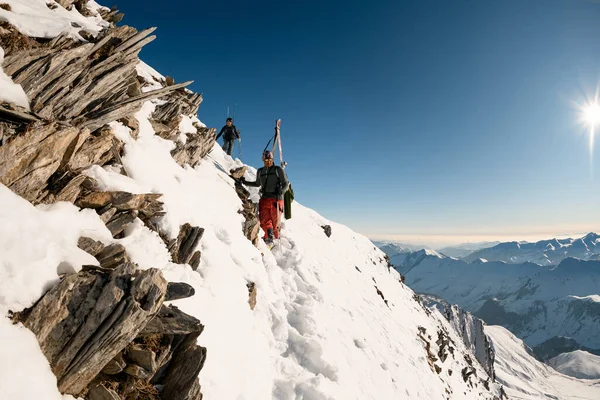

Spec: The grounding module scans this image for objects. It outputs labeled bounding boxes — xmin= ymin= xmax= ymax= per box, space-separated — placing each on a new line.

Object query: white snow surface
xmin=0 ymin=186 xmax=112 ymax=400
xmin=487 ymin=325 xmax=600 ymax=400
xmin=78 ymin=101 xmax=502 ymax=399
xmin=548 ymin=350 xmax=600 ymax=380
xmin=1 ymin=100 xmax=502 ymax=399
xmin=0 ymin=0 xmax=108 ymax=39
xmin=0 ymin=46 xmax=29 ymax=109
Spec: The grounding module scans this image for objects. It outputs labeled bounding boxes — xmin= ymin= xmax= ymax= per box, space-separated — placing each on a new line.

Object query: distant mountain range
xmin=462 ymin=233 xmax=600 ymax=265
xmin=438 ymin=241 xmax=501 ymax=258
xmin=377 ymin=233 xmax=600 ymax=266
xmin=394 ymin=250 xmax=600 ymax=353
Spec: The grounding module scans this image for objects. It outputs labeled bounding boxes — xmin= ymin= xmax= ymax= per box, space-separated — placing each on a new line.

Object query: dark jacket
xmin=216 ymin=124 xmax=240 ymax=141
xmin=244 ymin=165 xmax=289 ymax=200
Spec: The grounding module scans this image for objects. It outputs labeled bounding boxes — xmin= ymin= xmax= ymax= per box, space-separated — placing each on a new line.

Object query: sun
xmin=583 ymin=102 xmax=600 ymax=126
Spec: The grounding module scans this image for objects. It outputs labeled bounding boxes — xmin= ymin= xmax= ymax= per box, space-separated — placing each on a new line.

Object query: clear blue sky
xmin=117 ymin=0 xmax=600 ymax=245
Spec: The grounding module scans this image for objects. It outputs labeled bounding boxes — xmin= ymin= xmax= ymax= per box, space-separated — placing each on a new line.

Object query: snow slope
xmin=0 ymin=115 xmax=503 ymax=399
xmin=396 ymin=252 xmax=600 ymax=349
xmin=462 ymin=233 xmax=600 ymax=265
xmin=487 ymin=326 xmax=600 ymax=400
xmin=548 ymin=350 xmax=600 ymax=380
xmin=81 ymin=100 xmax=503 ymax=399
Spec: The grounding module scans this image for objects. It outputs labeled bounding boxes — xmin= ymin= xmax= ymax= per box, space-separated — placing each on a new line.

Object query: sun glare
xmin=583 ymin=102 xmax=600 ymax=126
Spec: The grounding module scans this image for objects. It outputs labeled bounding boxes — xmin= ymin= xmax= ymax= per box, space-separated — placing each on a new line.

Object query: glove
xmin=239 ymin=177 xmax=246 ymax=184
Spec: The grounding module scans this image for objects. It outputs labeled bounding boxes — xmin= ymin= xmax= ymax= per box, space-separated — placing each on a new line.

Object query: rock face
xmin=421 ymin=295 xmax=496 ymax=380
xmin=169 ymin=223 xmax=204 ymax=269
xmin=234 ymin=182 xmax=260 ymax=246
xmin=322 ymin=225 xmax=332 ymax=238
xmin=13 ymin=237 xmax=207 ymax=399
xmin=0 ymin=17 xmax=215 ymax=208
xmin=17 ymin=262 xmax=167 ymax=395
xmin=1 ymin=9 xmax=213 ymax=399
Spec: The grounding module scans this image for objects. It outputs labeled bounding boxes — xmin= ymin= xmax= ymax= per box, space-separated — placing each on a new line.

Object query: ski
xmin=271 ymin=119 xmax=286 ymax=168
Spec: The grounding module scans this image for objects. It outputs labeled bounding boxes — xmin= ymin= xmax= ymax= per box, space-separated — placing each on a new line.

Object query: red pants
xmin=259 ymin=198 xmax=284 ymax=239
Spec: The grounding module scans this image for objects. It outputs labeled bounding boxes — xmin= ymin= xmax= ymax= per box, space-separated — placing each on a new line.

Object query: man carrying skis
xmin=240 ymin=150 xmax=289 ymax=246
xmin=216 ymin=117 xmax=240 ymax=156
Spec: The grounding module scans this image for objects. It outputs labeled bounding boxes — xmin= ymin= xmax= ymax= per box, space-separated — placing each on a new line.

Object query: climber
xmin=240 ymin=150 xmax=289 ymax=246
xmin=215 ymin=117 xmax=240 ymax=156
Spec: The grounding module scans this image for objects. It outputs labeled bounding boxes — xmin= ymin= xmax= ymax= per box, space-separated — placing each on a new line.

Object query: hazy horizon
xmin=368 ymin=228 xmax=598 ymax=249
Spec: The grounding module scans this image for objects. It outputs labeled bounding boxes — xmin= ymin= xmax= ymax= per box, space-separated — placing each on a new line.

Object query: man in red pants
xmin=240 ymin=150 xmax=289 ymax=246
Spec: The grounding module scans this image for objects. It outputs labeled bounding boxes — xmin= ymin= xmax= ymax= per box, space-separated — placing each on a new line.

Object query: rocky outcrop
xmin=12 ymin=237 xmax=206 ymax=399
xmin=167 ymin=223 xmax=204 ymax=270
xmin=234 ymin=181 xmax=260 ymax=246
xmin=322 ymin=225 xmax=332 ymax=238
xmin=0 ymin=16 xmax=215 ymax=207
xmin=16 ymin=262 xmax=166 ymax=395
xmin=422 ymin=296 xmax=496 ymax=380
xmin=1 ymin=9 xmax=214 ymax=399
xmin=247 ymin=282 xmax=257 ymax=310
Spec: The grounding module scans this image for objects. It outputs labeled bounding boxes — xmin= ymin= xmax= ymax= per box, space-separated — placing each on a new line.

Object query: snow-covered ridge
xmin=396 ymin=251 xmax=600 ymax=354
xmin=548 ymin=350 xmax=600 ymax=380
xmin=462 ymin=232 xmax=600 ymax=265
xmin=487 ymin=325 xmax=600 ymax=400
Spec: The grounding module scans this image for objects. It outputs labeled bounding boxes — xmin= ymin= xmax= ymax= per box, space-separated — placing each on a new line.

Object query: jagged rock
xmin=127 ymin=347 xmax=157 ymax=372
xmin=98 ymin=206 xmax=117 ymax=224
xmin=1 ymin=26 xmax=194 ymax=132
xmin=166 ymin=282 xmax=196 ymax=302
xmin=53 ymin=174 xmax=88 ymax=203
xmin=105 ymin=211 xmax=137 ymax=237
xmin=165 ymin=76 xmax=175 ymax=86
xmin=95 ymin=243 xmax=129 ymax=270
xmin=171 ymin=127 xmax=216 ymax=167
xmin=375 ymin=286 xmax=388 ymax=306
xmin=247 ymin=282 xmax=257 ymax=310
xmin=124 ymin=364 xmax=151 ymax=379
xmin=56 ymin=0 xmax=75 ymax=9
xmin=244 ymin=217 xmax=260 ymax=246
xmin=118 ymin=115 xmax=139 ymax=139
xmin=135 ymin=304 xmax=205 ymax=399
xmin=0 ymin=123 xmax=82 ymax=202
xmin=77 ymin=236 xmax=105 ymax=257
xmin=189 ymin=250 xmax=201 ymax=271
xmin=461 ymin=366 xmax=476 ymax=382
xmin=170 ymin=224 xmax=204 ymax=265
xmin=76 ymin=191 xmax=163 ymax=215
xmin=235 ymin=182 xmax=250 ymax=199
xmin=141 ymin=305 xmax=203 ymax=336
xmin=17 ymin=263 xmax=167 ymax=395
xmin=322 ymin=225 xmax=332 ymax=238
xmin=0 ymin=3 xmax=11 ymax=11
xmin=101 ymin=354 xmax=125 ymax=375
xmin=230 ymin=166 xmax=247 ymax=180
xmin=152 ymin=91 xmax=203 ymax=123
xmin=150 ymin=118 xmax=177 ymax=139
xmin=66 ymin=128 xmax=116 ymax=173
xmin=88 ymin=385 xmax=120 ymax=400
xmin=161 ymin=337 xmax=206 ymax=400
